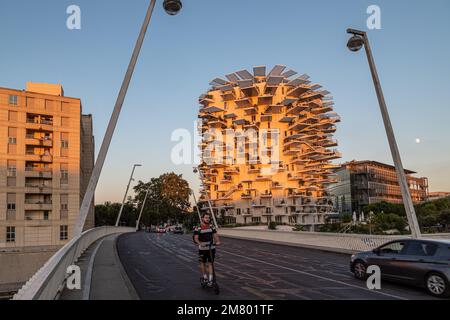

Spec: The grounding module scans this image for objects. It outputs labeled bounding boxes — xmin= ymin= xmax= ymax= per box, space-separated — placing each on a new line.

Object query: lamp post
xmin=73 ymin=1 xmax=183 ymax=236
xmin=193 ymin=167 xmax=219 ymax=229
xmin=190 ymin=189 xmax=203 ymax=223
xmin=346 ymin=28 xmax=421 ymax=238
xmin=136 ymin=187 xmax=150 ymax=231
xmin=116 ymin=164 xmax=142 ymax=227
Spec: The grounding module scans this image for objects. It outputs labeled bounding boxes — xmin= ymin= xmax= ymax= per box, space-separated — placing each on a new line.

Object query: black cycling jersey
xmin=194 ymin=224 xmax=217 ymax=251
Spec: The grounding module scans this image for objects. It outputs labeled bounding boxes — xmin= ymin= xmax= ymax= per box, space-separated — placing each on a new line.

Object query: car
xmin=173 ymin=226 xmax=184 ymax=235
xmin=156 ymin=226 xmax=167 ymax=234
xmin=350 ymin=238 xmax=450 ymax=298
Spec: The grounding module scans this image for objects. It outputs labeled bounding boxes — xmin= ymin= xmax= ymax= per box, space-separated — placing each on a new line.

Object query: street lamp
xmin=163 ymin=0 xmax=183 ymax=15
xmin=136 ymin=186 xmax=150 ymax=231
xmin=346 ymin=28 xmax=421 ymax=238
xmin=73 ymin=1 xmax=183 ymax=236
xmin=190 ymin=189 xmax=203 ymax=223
xmin=193 ymin=167 xmax=219 ymax=229
xmin=116 ymin=164 xmax=142 ymax=227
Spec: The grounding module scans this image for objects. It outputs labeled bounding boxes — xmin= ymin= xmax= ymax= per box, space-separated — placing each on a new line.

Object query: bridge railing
xmin=13 ymin=226 xmax=134 ymax=300
xmin=220 ymin=229 xmax=450 ymax=253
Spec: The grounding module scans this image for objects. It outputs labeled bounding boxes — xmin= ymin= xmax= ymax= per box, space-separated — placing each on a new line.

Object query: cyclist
xmin=193 ymin=213 xmax=221 ymax=287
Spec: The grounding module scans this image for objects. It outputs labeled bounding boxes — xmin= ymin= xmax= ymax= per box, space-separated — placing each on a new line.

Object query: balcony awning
xmin=264 ymin=105 xmax=283 ymax=114
xmin=266 ymin=76 xmax=284 ymax=87
xmin=279 ymin=116 xmax=296 ymax=123
xmin=258 ymin=95 xmax=273 ymax=105
xmin=224 ymin=113 xmax=237 ymax=119
xmin=285 ymin=105 xmax=309 ymax=115
xmin=202 ymin=106 xmax=225 ymax=113
xmin=235 ymin=98 xmax=252 ymax=108
xmin=236 ymin=69 xmax=254 ymax=80
xmin=268 ymin=65 xmax=286 ymax=77
xmin=287 ymin=86 xmax=310 ymax=98
xmin=225 ymin=73 xmax=240 ymax=82
xmin=253 ymin=66 xmax=266 ymax=77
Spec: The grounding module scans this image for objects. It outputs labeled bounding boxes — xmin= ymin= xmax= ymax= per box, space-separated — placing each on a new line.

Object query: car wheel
xmin=425 ymin=273 xmax=450 ymax=298
xmin=353 ymin=260 xmax=368 ymax=280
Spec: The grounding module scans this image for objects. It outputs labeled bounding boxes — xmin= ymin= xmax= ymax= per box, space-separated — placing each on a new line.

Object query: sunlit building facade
xmin=198 ymin=66 xmax=341 ymax=229
xmin=0 ymin=83 xmax=94 ymax=292
xmin=328 ymin=160 xmax=429 ymax=214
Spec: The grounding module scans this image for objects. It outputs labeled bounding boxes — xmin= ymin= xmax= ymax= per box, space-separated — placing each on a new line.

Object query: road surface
xmin=117 ymin=232 xmax=436 ymax=300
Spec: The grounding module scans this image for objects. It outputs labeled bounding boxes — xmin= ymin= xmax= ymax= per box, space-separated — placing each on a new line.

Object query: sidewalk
xmin=60 ymin=233 xmax=138 ymax=300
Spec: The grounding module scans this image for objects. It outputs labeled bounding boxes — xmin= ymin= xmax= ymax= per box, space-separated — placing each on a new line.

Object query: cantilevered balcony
xmin=25 ymin=135 xmax=53 ymax=147
xmin=234 ymin=98 xmax=252 ymax=108
xmin=25 ymin=167 xmax=53 ymax=179
xmin=24 ymin=200 xmax=53 ymax=211
xmin=25 ymin=183 xmax=52 ymax=194
xmin=286 ymin=85 xmax=310 ymax=98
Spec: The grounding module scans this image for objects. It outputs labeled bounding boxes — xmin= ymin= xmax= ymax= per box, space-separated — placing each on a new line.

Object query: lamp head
xmin=163 ymin=0 xmax=183 ymax=16
xmin=347 ymin=34 xmax=365 ymax=52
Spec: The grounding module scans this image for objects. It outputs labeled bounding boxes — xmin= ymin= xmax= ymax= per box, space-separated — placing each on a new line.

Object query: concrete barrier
xmin=220 ymin=229 xmax=450 ymax=254
xmin=13 ymin=226 xmax=134 ymax=300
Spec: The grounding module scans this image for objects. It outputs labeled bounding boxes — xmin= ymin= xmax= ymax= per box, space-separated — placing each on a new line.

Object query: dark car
xmin=172 ymin=226 xmax=184 ymax=235
xmin=350 ymin=239 xmax=450 ymax=298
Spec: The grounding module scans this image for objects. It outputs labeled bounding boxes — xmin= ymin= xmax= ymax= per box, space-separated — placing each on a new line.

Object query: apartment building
xmin=0 ymin=83 xmax=94 ymax=292
xmin=198 ymin=66 xmax=341 ymax=229
xmin=328 ymin=160 xmax=429 ymax=214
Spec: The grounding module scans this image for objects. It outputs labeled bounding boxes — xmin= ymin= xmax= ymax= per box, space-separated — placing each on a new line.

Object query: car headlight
xmin=351 ymin=254 xmax=356 ymax=261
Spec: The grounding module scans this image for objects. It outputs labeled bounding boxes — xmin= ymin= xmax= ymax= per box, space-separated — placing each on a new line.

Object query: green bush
xmin=268 ymin=221 xmax=278 ymax=230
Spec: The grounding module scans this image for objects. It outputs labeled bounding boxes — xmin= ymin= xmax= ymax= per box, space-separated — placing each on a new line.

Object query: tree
xmin=372 ymin=213 xmax=407 ymax=234
xmin=95 ymin=201 xmax=136 ymax=227
xmin=133 ymin=172 xmax=191 ymax=227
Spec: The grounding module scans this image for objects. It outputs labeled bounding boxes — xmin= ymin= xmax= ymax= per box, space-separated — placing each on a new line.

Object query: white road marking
xmin=219 ymin=249 xmax=408 ymax=300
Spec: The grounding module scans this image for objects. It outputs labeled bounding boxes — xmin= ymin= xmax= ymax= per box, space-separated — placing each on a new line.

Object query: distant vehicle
xmin=156 ymin=226 xmax=167 ymax=234
xmin=173 ymin=226 xmax=184 ymax=235
xmin=350 ymin=239 xmax=450 ymax=298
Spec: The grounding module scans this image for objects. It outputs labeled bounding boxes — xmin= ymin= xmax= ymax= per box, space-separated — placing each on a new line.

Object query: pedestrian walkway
xmin=60 ymin=233 xmax=138 ymax=300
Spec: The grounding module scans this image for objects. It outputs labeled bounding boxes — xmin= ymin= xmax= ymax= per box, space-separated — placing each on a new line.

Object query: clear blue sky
xmin=1 ymin=0 xmax=449 ymax=203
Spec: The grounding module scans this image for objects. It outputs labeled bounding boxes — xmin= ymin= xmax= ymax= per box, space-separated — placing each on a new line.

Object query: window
xmin=405 ymin=241 xmax=438 ymax=257
xmin=60 ymin=225 xmax=68 ymax=241
xmin=8 ymin=95 xmax=18 ymax=105
xmin=61 ymin=133 xmax=69 ymax=157
xmin=379 ymin=241 xmax=406 ymax=255
xmin=61 ymin=133 xmax=69 ymax=148
xmin=7 ymin=194 xmax=16 ymax=211
xmin=60 ymin=164 xmax=69 ymax=184
xmin=236 ymin=208 xmax=241 ymax=216
xmin=60 ymin=194 xmax=68 ymax=212
xmin=275 ymin=216 xmax=283 ymax=223
xmin=6 ymin=227 xmax=16 ymax=243
xmin=8 ymin=128 xmax=17 ymax=145
xmin=43 ymin=212 xmax=49 ymax=221
xmin=252 ymin=217 xmax=261 ymax=223
xmin=7 ymin=161 xmax=17 ymax=177
xmin=266 ymin=207 xmax=273 ymax=214
xmin=61 ymin=140 xmax=69 ymax=149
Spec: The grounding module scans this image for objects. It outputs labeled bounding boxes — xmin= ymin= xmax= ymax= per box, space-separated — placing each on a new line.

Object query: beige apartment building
xmin=198 ymin=66 xmax=341 ymax=229
xmin=0 ymin=83 xmax=94 ymax=293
